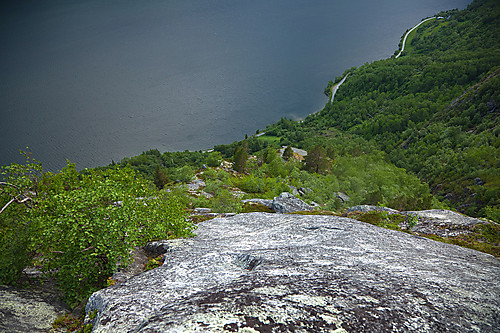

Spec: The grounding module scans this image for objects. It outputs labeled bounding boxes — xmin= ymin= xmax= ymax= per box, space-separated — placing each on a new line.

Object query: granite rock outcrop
xmin=85 ymin=212 xmax=499 ymax=332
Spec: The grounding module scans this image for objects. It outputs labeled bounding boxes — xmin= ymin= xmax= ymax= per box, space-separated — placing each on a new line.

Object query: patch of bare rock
xmin=347 ymin=205 xmax=492 ymax=238
xmin=0 ymin=280 xmax=68 ymax=333
xmin=85 ymin=212 xmax=500 ymax=332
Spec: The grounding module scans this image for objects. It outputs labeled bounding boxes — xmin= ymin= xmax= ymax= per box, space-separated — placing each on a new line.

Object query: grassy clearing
xmin=255 ymin=134 xmax=281 ymax=145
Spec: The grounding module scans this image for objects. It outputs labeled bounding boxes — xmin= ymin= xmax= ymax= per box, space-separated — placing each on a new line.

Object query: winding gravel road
xmin=330 ymin=73 xmax=350 ymax=102
xmin=395 ymin=16 xmax=442 ymax=58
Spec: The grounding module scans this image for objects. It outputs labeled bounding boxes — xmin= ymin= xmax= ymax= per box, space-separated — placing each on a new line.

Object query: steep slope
xmin=294 ymin=0 xmax=500 ymax=217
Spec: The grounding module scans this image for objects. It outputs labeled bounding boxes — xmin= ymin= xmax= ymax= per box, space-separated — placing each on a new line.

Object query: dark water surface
xmin=0 ymin=0 xmax=471 ymax=171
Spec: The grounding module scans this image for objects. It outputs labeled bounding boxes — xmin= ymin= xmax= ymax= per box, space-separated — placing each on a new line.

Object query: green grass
xmin=403 ymin=18 xmax=441 ymax=55
xmin=256 ymin=134 xmax=281 ymax=145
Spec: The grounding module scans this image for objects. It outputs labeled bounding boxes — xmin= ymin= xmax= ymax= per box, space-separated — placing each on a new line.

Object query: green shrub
xmin=144 ymin=256 xmax=164 ymax=271
xmin=206 ymin=151 xmax=222 ymax=167
xmin=0 ymin=152 xmax=42 ymax=284
xmin=210 ymin=188 xmax=243 ymax=213
xmin=171 ymin=165 xmax=195 ymax=183
xmin=485 ymin=206 xmax=500 ymax=223
xmin=1 ymin=157 xmax=194 ymax=306
xmin=0 ymin=213 xmax=31 ymax=284
xmin=234 ymin=175 xmax=265 ymax=193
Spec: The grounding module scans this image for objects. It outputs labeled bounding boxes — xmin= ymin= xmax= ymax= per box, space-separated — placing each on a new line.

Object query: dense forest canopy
xmin=265 ymin=0 xmax=499 ymax=218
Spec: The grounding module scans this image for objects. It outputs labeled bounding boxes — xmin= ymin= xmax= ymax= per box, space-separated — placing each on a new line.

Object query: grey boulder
xmin=403 ymin=209 xmax=490 ymax=237
xmin=346 ymin=205 xmax=399 ymax=214
xmin=270 ymin=192 xmax=314 ymax=213
xmin=241 ymin=198 xmax=273 ymax=207
xmin=85 ymin=213 xmax=499 ymax=332
xmin=187 ymin=179 xmax=206 ymax=191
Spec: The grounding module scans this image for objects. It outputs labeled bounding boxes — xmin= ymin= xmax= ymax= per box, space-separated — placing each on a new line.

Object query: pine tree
xmin=282 ymin=146 xmax=294 ymax=161
xmin=153 ymin=166 xmax=169 ymax=189
xmin=304 ymin=145 xmax=328 ymax=174
xmin=233 ymin=143 xmax=248 ymax=173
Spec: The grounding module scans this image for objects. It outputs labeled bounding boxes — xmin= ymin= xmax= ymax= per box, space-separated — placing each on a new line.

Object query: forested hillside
xmin=261 ymin=0 xmax=499 ymax=218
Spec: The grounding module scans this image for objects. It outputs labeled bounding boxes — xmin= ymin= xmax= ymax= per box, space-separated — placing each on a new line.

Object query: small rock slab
xmin=346 ymin=205 xmax=399 ymax=214
xmin=403 ymin=209 xmax=489 ymax=237
xmin=241 ymin=198 xmax=273 ymax=207
xmin=0 ymin=285 xmax=68 ymax=333
xmin=270 ymin=192 xmax=314 ymax=213
xmin=187 ymin=179 xmax=206 ymax=191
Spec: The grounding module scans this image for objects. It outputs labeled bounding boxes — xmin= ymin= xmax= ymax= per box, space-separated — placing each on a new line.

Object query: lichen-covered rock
xmin=0 ymin=284 xmax=68 ymax=333
xmin=187 ymin=178 xmax=206 ymax=191
xmin=270 ymin=192 xmax=314 ymax=213
xmin=241 ymin=198 xmax=273 ymax=207
xmin=85 ymin=213 xmax=500 ymax=332
xmin=403 ymin=209 xmax=489 ymax=237
xmin=334 ymin=192 xmax=350 ymax=203
xmin=346 ymin=205 xmax=399 ymax=214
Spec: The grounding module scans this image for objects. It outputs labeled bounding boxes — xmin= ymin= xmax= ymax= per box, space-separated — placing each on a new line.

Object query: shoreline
xmin=305 ymin=14 xmax=441 ymax=120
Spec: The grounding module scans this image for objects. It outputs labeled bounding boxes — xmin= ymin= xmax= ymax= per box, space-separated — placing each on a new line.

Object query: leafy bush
xmin=0 ymin=152 xmax=42 ymax=284
xmin=170 ymin=165 xmax=195 ymax=183
xmin=233 ymin=175 xmax=265 ymax=193
xmin=0 ymin=210 xmax=31 ymax=284
xmin=210 ymin=188 xmax=243 ymax=213
xmin=332 ymin=154 xmax=434 ymax=210
xmin=205 ymin=151 xmax=222 ymax=167
xmin=1 ymin=157 xmax=194 ymax=306
xmin=485 ymin=206 xmax=500 ymax=223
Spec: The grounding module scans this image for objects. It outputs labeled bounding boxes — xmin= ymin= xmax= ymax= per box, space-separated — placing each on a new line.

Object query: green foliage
xmin=282 ymin=146 xmax=294 ymax=161
xmin=233 ymin=175 xmax=265 ymax=193
xmin=261 ymin=157 xmax=289 ymax=178
xmin=232 ymin=174 xmax=290 ymax=198
xmin=324 ymin=80 xmax=334 ymax=97
xmin=233 ymin=143 xmax=248 ymax=173
xmin=206 ymin=151 xmax=222 ymax=167
xmin=485 ymin=206 xmax=500 ymax=223
xmin=171 ymin=165 xmax=195 ymax=183
xmin=210 ymin=188 xmax=243 ymax=214
xmin=52 ymin=310 xmax=95 ymax=333
xmin=303 ymin=145 xmax=329 ymax=174
xmin=262 ymin=146 xmax=279 ymax=164
xmin=113 ymin=149 xmax=222 ymax=182
xmin=52 ymin=313 xmax=85 ymax=332
xmin=406 ymin=213 xmax=419 ymax=230
xmin=33 ymin=164 xmax=192 ymax=305
xmin=153 ymin=166 xmax=170 ymax=189
xmin=0 ymin=156 xmax=194 ymax=306
xmin=290 ymin=171 xmax=341 ymax=210
xmin=348 ymin=211 xmax=406 ymax=231
xmin=144 ymin=255 xmax=164 ymax=271
xmin=0 ymin=151 xmax=42 ymax=284
xmin=332 ymin=154 xmax=434 ymax=210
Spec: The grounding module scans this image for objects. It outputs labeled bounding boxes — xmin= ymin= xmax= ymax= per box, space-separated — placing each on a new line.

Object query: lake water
xmin=0 ymin=0 xmax=471 ymax=171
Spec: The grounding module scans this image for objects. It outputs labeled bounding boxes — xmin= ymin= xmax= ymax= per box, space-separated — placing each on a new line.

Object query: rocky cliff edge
xmin=85 ymin=212 xmax=500 ymax=332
